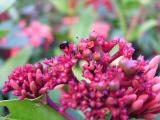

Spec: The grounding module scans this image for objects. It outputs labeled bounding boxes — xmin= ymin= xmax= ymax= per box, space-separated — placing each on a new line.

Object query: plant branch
xmin=47 ymin=95 xmax=75 ymax=120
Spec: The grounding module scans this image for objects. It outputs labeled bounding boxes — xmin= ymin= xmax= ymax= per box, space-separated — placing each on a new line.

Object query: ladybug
xmin=59 ymin=41 xmax=69 ymax=49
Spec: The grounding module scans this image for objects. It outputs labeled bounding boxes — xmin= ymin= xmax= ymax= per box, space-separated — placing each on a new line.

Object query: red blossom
xmin=3 ymin=32 xmax=160 ymax=120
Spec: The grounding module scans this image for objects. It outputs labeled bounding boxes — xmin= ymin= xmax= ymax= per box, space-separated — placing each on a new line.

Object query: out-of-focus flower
xmin=0 ymin=20 xmax=53 ymax=57
xmin=86 ymin=0 xmax=113 ymax=11
xmin=3 ymin=32 xmax=160 ymax=120
xmin=62 ymin=16 xmax=79 ymax=25
xmin=90 ymin=21 xmax=110 ymax=38
xmin=20 ymin=20 xmax=53 ymax=49
xmin=0 ymin=12 xmax=10 ymax=22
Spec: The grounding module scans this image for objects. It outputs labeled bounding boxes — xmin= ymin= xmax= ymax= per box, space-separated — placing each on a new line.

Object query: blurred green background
xmin=0 ymin=0 xmax=160 ymax=119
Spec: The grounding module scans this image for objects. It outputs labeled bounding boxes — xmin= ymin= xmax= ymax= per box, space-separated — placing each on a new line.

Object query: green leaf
xmin=0 ymin=99 xmax=66 ymax=120
xmin=109 ymin=44 xmax=119 ymax=56
xmin=72 ymin=65 xmax=84 ymax=81
xmin=49 ymin=0 xmax=68 ymax=14
xmin=0 ymin=0 xmax=16 ymax=13
xmin=0 ymin=29 xmax=9 ymax=38
xmin=155 ymin=114 xmax=160 ymax=120
xmin=138 ymin=19 xmax=157 ymax=35
xmin=128 ymin=19 xmax=157 ymax=41
xmin=0 ymin=46 xmax=33 ymax=88
xmin=106 ymin=112 xmax=112 ymax=120
xmin=70 ymin=7 xmax=95 ymax=43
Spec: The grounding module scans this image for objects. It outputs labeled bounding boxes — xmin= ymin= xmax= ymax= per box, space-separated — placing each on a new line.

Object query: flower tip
xmin=149 ymin=55 xmax=160 ymax=69
xmin=131 ymin=99 xmax=144 ymax=112
xmin=89 ymin=31 xmax=97 ymax=41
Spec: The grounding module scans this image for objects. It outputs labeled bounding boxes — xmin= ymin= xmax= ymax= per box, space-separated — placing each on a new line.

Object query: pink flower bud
xmin=30 ymin=81 xmax=37 ymax=94
xmin=152 ymin=83 xmax=160 ymax=92
xmin=93 ymin=51 xmax=101 ymax=61
xmin=36 ymin=69 xmax=43 ymax=84
xmin=89 ymin=31 xmax=97 ymax=41
xmin=138 ymin=94 xmax=149 ymax=102
xmin=28 ymin=73 xmax=33 ymax=82
xmin=153 ymin=77 xmax=160 ymax=84
xmin=21 ymin=89 xmax=27 ymax=96
xmin=39 ymin=87 xmax=48 ymax=94
xmin=131 ymin=99 xmax=144 ymax=112
xmin=128 ymin=94 xmax=137 ymax=102
xmin=109 ymin=81 xmax=120 ymax=91
xmin=106 ymin=97 xmax=117 ymax=105
xmin=146 ymin=68 xmax=157 ymax=79
xmin=149 ymin=55 xmax=160 ymax=69
xmin=10 ymin=80 xmax=20 ymax=90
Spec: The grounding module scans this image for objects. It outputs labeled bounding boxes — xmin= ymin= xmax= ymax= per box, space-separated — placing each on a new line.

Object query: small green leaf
xmin=138 ymin=19 xmax=157 ymax=35
xmin=128 ymin=19 xmax=157 ymax=41
xmin=0 ymin=46 xmax=33 ymax=88
xmin=49 ymin=0 xmax=68 ymax=14
xmin=0 ymin=29 xmax=9 ymax=38
xmin=109 ymin=44 xmax=119 ymax=57
xmin=106 ymin=112 xmax=112 ymax=120
xmin=70 ymin=7 xmax=95 ymax=43
xmin=0 ymin=0 xmax=16 ymax=13
xmin=72 ymin=66 xmax=84 ymax=81
xmin=0 ymin=99 xmax=66 ymax=120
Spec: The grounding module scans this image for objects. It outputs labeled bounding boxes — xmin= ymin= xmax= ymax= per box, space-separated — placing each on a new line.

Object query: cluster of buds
xmin=3 ymin=32 xmax=160 ymax=120
xmin=3 ymin=63 xmax=53 ymax=99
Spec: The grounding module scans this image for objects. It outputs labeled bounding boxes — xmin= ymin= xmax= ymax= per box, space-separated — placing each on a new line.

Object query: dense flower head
xmin=3 ymin=32 xmax=160 ymax=120
xmin=3 ymin=63 xmax=52 ymax=99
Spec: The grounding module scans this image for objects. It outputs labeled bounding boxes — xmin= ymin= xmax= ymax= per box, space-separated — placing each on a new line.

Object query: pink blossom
xmin=3 ymin=32 xmax=160 ymax=120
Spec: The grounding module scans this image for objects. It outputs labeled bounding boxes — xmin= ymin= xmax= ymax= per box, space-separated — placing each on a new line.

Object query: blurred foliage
xmin=0 ymin=46 xmax=32 ymax=88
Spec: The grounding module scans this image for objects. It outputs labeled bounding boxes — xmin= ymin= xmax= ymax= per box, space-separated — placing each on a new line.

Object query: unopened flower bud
xmin=36 ymin=69 xmax=43 ymax=84
xmin=148 ymin=55 xmax=160 ymax=69
xmin=152 ymin=83 xmax=160 ymax=92
xmin=109 ymin=81 xmax=120 ymax=91
xmin=93 ymin=51 xmax=101 ymax=61
xmin=10 ymin=80 xmax=20 ymax=90
xmin=138 ymin=94 xmax=149 ymax=102
xmin=131 ymin=99 xmax=144 ymax=112
xmin=30 ymin=81 xmax=37 ymax=94
xmin=89 ymin=31 xmax=97 ymax=41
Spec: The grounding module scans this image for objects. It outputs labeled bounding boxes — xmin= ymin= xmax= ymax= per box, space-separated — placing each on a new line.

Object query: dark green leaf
xmin=0 ymin=99 xmax=66 ymax=120
xmin=0 ymin=46 xmax=33 ymax=88
xmin=106 ymin=112 xmax=112 ymax=120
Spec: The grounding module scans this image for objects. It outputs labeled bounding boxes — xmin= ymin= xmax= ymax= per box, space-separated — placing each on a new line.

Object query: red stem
xmin=47 ymin=96 xmax=75 ymax=120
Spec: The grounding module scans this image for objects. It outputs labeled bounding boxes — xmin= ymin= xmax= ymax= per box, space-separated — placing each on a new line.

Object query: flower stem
xmin=47 ymin=96 xmax=75 ymax=120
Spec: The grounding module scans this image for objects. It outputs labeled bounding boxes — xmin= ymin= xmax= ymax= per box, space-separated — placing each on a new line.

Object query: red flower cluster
xmin=3 ymin=63 xmax=52 ymax=99
xmin=3 ymin=32 xmax=160 ymax=120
